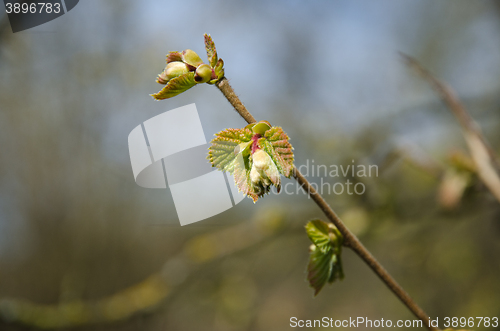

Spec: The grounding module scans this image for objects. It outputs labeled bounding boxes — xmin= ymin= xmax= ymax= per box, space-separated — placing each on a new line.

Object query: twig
xmin=216 ymin=78 xmax=256 ymax=124
xmin=216 ymin=77 xmax=438 ymax=331
xmin=401 ymin=53 xmax=500 ymax=203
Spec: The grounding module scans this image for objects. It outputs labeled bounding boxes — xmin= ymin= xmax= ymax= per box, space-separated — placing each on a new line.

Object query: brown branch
xmin=216 ymin=78 xmax=256 ymax=124
xmin=401 ymin=53 xmax=500 ymax=204
xmin=215 ymin=77 xmax=438 ymax=331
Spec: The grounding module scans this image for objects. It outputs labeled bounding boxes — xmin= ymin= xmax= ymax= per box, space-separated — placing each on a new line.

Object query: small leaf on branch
xmin=264 ymin=126 xmax=294 ymax=177
xmin=212 ymin=58 xmax=225 ymax=83
xmin=305 ymin=219 xmax=344 ymax=296
xmin=204 ymin=33 xmax=218 ymax=68
xmin=305 ymin=220 xmax=332 ymax=253
xmin=307 ymin=246 xmax=338 ymax=296
xmin=208 ymin=121 xmax=294 ymax=202
xmin=208 ymin=128 xmax=254 ymax=172
xmin=151 ymin=72 xmax=197 ymax=100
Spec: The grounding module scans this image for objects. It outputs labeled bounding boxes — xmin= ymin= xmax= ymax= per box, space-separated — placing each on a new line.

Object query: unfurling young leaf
xmin=208 ymin=128 xmax=254 ymax=172
xmin=181 ymin=49 xmax=204 ymax=68
xmin=208 ymin=58 xmax=224 ymax=85
xmin=308 ymin=246 xmax=342 ymax=296
xmin=262 ymin=126 xmax=294 ymax=177
xmin=151 ymin=72 xmax=197 ymax=100
xmin=208 ymin=121 xmax=294 ymax=203
xmin=151 ymin=34 xmax=225 ymax=100
xmin=166 ymin=51 xmax=183 ymax=63
xmin=204 ymin=34 xmax=218 ymax=68
xmin=156 ymin=62 xmax=189 ymax=84
xmin=305 ymin=219 xmax=332 ymax=253
xmin=305 ymin=219 xmax=344 ymax=296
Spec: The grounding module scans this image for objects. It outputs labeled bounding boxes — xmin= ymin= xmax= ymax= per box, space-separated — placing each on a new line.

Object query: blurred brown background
xmin=0 ymin=0 xmax=499 ymax=330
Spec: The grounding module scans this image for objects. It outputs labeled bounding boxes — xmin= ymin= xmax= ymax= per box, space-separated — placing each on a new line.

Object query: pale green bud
xmin=194 ymin=64 xmax=213 ymax=84
xmin=244 ymin=121 xmax=272 ymax=135
xmin=157 ymin=61 xmax=188 ymax=84
xmin=252 ymin=121 xmax=272 ymax=135
xmin=250 ymin=149 xmax=281 ymax=191
xmin=252 ymin=149 xmax=272 ymax=171
xmin=181 ymin=49 xmax=204 ymax=67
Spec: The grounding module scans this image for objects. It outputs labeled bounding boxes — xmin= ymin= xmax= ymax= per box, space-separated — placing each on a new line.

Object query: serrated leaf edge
xmin=150 ymin=72 xmax=197 ymax=100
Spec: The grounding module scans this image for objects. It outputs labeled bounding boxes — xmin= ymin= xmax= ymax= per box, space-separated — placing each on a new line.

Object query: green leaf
xmin=208 ymin=127 xmax=279 ymax=203
xmin=328 ymin=254 xmax=344 ymax=283
xmin=204 ymin=34 xmax=218 ymax=68
xmin=305 ymin=220 xmax=344 ymax=296
xmin=208 ymin=128 xmax=254 ymax=172
xmin=305 ymin=220 xmax=332 ymax=253
xmin=214 ymin=58 xmax=224 ymax=77
xmin=150 ymin=72 xmax=197 ymax=100
xmin=263 ymin=127 xmax=294 ymax=177
xmin=208 ymin=58 xmax=225 ymax=84
xmin=208 ymin=123 xmax=293 ymax=203
xmin=307 ymin=246 xmax=336 ymax=296
xmin=307 ymin=246 xmax=344 ymax=296
xmin=233 ymin=154 xmax=260 ymax=202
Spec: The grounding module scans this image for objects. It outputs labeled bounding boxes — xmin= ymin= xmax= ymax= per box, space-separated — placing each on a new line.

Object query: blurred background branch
xmin=402 ymin=53 xmax=500 ymax=204
xmin=0 ymin=213 xmax=286 ymax=329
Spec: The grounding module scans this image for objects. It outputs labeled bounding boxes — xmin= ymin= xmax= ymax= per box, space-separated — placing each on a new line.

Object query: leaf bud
xmin=251 ymin=149 xmax=281 ymax=189
xmin=252 ymin=121 xmax=272 ymax=135
xmin=157 ymin=61 xmax=189 ymax=84
xmin=194 ymin=64 xmax=213 ymax=84
xmin=181 ymin=49 xmax=204 ymax=67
